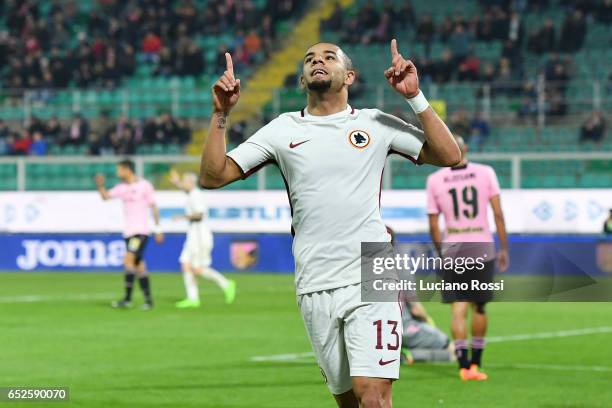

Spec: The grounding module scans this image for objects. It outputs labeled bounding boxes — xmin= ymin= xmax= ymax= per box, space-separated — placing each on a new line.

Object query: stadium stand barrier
xmin=0 ymin=152 xmax=610 ymax=191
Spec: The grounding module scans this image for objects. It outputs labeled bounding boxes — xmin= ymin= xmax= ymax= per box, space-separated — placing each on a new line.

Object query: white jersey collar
xmin=300 ymin=105 xmax=355 ymax=121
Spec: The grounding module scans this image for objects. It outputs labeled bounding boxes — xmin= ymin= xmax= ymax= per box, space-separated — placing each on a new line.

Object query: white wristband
xmin=405 ymin=90 xmax=429 ymax=114
xmin=152 ymin=225 xmax=162 ymax=234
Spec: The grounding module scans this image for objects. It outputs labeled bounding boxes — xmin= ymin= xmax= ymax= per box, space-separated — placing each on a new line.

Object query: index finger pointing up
xmin=390 ymin=39 xmax=399 ymax=57
xmin=225 ymin=52 xmax=234 ymax=76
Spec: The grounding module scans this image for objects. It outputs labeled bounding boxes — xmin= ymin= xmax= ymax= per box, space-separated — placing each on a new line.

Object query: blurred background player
xmin=95 ymin=159 xmax=163 ymax=310
xmin=426 ymin=135 xmax=509 ymax=381
xmin=169 ymin=170 xmax=236 ymax=307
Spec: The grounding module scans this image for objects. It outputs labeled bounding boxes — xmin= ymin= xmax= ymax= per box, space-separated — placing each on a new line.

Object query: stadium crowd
xmin=318 ymin=0 xmax=612 ymax=130
xmin=0 ymin=112 xmax=191 ymax=156
xmin=0 ymin=0 xmax=307 ymax=89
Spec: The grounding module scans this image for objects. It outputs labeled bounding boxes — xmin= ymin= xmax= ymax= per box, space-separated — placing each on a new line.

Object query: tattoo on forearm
xmin=215 ymin=112 xmax=227 ymax=129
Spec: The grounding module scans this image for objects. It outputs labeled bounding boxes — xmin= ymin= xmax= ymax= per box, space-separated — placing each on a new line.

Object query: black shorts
xmin=125 ymin=234 xmax=149 ymax=264
xmin=441 ymin=260 xmax=496 ymax=304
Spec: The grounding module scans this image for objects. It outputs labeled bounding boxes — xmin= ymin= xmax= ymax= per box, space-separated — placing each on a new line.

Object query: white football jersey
xmin=185 ymin=188 xmax=211 ymax=239
xmin=227 ymin=105 xmax=425 ymax=294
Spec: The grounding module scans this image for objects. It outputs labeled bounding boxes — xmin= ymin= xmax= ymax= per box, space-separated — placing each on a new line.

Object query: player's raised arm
xmin=94 ymin=174 xmax=111 ymax=200
xmin=384 ymin=39 xmax=460 ymax=167
xmin=200 ymin=52 xmax=244 ymax=189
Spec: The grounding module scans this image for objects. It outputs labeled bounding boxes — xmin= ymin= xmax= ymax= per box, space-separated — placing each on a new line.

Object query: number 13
xmin=373 ymin=320 xmax=399 ymax=350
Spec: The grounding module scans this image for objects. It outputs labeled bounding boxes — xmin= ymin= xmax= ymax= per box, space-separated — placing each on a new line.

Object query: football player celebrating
xmin=200 ymin=40 xmax=460 ymax=407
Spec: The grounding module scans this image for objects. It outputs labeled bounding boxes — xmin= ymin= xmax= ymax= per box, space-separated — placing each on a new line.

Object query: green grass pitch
xmin=2 ymin=272 xmax=612 ymax=407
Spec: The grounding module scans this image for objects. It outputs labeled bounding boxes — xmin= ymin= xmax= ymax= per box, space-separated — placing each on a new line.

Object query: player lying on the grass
xmin=200 ymin=39 xmax=460 ymax=408
xmin=94 ymin=159 xmax=163 ymax=310
xmin=169 ymin=170 xmax=236 ymax=307
xmin=426 ymin=135 xmax=509 ymax=381
xmin=400 ymin=301 xmax=454 ymax=365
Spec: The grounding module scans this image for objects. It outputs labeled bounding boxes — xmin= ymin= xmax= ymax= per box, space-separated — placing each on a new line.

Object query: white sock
xmin=183 ymin=272 xmax=199 ymax=301
xmin=201 ymin=267 xmax=229 ymax=290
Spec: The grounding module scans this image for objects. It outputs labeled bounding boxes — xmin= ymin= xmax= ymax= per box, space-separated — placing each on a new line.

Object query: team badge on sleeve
xmin=348 ymin=130 xmax=371 ymax=149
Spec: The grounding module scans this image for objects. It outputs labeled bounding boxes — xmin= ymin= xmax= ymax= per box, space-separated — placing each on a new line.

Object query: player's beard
xmin=306 ymin=78 xmax=332 ymax=92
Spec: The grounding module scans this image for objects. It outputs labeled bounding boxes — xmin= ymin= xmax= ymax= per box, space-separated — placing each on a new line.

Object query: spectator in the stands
xmin=439 ymin=15 xmax=455 ymax=43
xmin=357 ymin=0 xmax=380 ymax=31
xmin=30 ymin=131 xmax=48 ymax=156
xmin=493 ymin=57 xmax=518 ymax=96
xmin=0 ymin=120 xmax=10 ymax=140
xmin=450 ymin=108 xmax=472 ymax=136
xmin=433 ymin=49 xmax=454 ymax=83
xmin=146 ymin=112 xmax=179 ymax=145
xmin=155 ymin=47 xmax=175 ymax=76
xmin=88 ymin=132 xmax=103 ymax=156
xmin=114 ymin=127 xmax=136 ymax=155
xmin=142 ymin=31 xmax=163 ymax=62
xmin=63 ymin=113 xmax=89 ymax=146
xmin=534 ymin=18 xmax=557 ymax=54
xmin=547 ymin=89 xmax=568 ymax=117
xmin=394 ymin=2 xmax=415 ymax=28
xmin=12 ymin=131 xmax=33 ymax=155
xmin=559 ymin=10 xmax=586 ymax=52
xmin=244 ymin=30 xmax=262 ymax=55
xmin=229 ymin=121 xmax=247 ymax=146
xmin=340 ymin=18 xmax=362 ymax=44
xmin=176 ymin=119 xmax=191 ymax=146
xmin=0 ymin=138 xmax=9 ymax=156
xmin=29 ymin=117 xmax=47 ymax=136
xmin=517 ymin=80 xmax=539 ymax=119
xmin=502 ymin=39 xmax=522 ymax=70
xmin=45 ymin=117 xmax=63 ymax=142
xmin=449 ymin=25 xmax=472 ymax=62
xmin=178 ymin=41 xmax=205 ymax=76
xmin=416 ymin=14 xmax=435 ymax=53
xmin=457 ymin=51 xmax=481 ymax=81
xmin=580 ymin=111 xmax=607 ymax=143
xmin=370 ymin=12 xmax=394 ymax=44
xmin=545 ymin=56 xmax=571 ymax=95
xmin=2 ymin=133 xmax=16 ymax=156
xmin=468 ymin=112 xmax=490 ymax=149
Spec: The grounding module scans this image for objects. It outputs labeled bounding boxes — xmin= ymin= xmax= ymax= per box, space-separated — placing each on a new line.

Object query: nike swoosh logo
xmin=289 ymin=140 xmax=310 ymax=149
xmin=378 ymin=358 xmax=397 ymax=366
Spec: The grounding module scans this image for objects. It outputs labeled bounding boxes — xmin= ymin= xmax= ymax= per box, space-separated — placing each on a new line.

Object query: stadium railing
xmin=0 ymin=152 xmax=610 ymax=191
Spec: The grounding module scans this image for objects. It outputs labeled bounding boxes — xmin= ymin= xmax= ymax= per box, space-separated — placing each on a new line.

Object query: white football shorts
xmin=298 ymin=283 xmax=403 ymax=395
xmin=179 ymin=230 xmax=213 ymax=268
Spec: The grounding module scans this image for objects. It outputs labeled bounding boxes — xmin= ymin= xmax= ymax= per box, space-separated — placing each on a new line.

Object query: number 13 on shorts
xmin=373 ymin=320 xmax=400 ymax=351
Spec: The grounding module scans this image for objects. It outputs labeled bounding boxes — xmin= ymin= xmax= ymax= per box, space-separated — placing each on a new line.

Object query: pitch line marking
xmin=250 ymin=326 xmax=612 ymax=363
xmin=0 ymin=293 xmax=116 ymax=303
xmin=486 ymin=326 xmax=612 ymax=343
